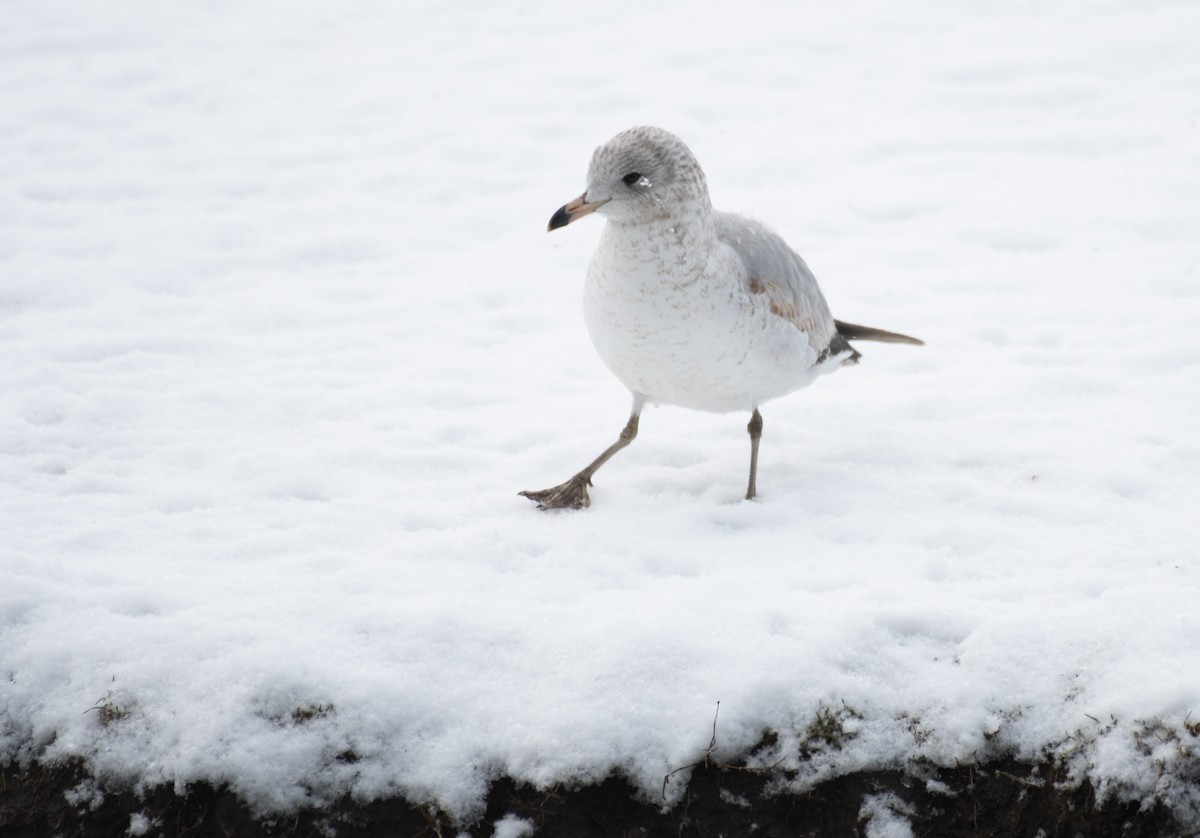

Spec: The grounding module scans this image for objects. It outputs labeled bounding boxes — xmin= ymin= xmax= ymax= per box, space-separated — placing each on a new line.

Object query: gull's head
xmin=549 ymin=126 xmax=710 ymax=231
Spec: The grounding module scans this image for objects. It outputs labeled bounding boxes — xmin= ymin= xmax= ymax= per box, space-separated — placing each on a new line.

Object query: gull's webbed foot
xmin=519 ymin=474 xmax=593 ymax=511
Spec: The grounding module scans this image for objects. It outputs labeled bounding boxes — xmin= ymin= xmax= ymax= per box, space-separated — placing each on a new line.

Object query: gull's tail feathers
xmin=834 ymin=319 xmax=924 ymax=346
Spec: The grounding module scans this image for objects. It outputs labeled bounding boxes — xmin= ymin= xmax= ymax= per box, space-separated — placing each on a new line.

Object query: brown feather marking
xmin=747 ymin=276 xmax=816 ymax=332
xmin=762 ymin=280 xmax=814 ymax=333
xmin=834 ymin=318 xmax=924 ymax=345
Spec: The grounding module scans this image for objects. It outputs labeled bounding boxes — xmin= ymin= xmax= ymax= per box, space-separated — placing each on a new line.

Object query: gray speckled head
xmin=584 ymin=127 xmax=711 ymax=224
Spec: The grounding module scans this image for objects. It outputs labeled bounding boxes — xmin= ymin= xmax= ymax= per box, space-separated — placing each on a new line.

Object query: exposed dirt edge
xmin=0 ymin=755 xmax=1185 ymax=837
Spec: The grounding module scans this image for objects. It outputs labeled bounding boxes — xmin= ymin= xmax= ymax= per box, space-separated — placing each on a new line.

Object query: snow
xmin=2 ymin=0 xmax=1199 ymax=829
xmin=859 ymin=793 xmax=916 ymax=838
xmin=126 ymin=812 xmax=154 ymax=837
xmin=492 ymin=815 xmax=535 ymax=838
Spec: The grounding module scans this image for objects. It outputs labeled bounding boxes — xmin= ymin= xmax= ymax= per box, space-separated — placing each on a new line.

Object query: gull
xmin=521 ymin=126 xmax=922 ymax=510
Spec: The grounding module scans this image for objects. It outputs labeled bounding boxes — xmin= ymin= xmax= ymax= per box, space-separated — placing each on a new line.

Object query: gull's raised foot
xmin=519 ymin=474 xmax=593 ymax=511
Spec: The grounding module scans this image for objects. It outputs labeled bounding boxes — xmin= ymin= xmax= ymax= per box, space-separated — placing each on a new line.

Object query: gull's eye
xmin=622 ymin=172 xmax=642 ymax=185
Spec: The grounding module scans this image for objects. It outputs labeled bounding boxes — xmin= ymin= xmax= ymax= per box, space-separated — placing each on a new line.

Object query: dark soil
xmin=0 ymin=755 xmax=1185 ymax=838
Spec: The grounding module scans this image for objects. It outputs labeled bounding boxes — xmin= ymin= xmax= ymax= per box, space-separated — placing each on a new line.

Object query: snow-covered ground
xmin=3 ymin=0 xmax=1199 ymax=831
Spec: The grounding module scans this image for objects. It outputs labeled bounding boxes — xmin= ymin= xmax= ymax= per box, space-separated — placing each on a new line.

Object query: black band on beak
xmin=548 ymin=204 xmax=573 ymax=232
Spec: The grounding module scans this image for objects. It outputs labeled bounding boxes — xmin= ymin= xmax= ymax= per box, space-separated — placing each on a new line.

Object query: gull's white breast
xmin=582 ymin=218 xmax=832 ymax=413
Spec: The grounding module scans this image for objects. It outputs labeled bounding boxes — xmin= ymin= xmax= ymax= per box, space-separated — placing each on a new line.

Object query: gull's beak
xmin=548 ymin=193 xmax=609 ymax=232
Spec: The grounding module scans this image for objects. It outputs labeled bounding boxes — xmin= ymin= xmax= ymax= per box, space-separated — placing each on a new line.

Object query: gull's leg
xmin=521 ymin=398 xmax=644 ymax=510
xmin=745 ymin=408 xmax=763 ymax=500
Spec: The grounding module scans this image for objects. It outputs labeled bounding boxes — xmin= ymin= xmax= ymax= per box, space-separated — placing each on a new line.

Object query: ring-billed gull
xmin=521 ymin=126 xmax=923 ymax=510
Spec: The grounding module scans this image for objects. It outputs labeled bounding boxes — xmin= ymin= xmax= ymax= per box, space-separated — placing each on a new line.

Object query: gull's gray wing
xmin=714 ymin=211 xmax=840 ymax=355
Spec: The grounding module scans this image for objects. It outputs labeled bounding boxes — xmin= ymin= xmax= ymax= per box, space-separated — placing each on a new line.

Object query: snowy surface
xmin=3 ymin=0 xmax=1200 ymax=828
xmin=859 ymin=793 xmax=916 ymax=838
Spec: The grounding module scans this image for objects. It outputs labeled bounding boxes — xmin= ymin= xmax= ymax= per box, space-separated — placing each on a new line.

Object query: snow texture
xmin=492 ymin=815 xmax=535 ymax=838
xmin=859 ymin=793 xmax=916 ymax=838
xmin=127 ymin=812 xmax=155 ymax=837
xmin=2 ymin=0 xmax=1199 ymax=828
